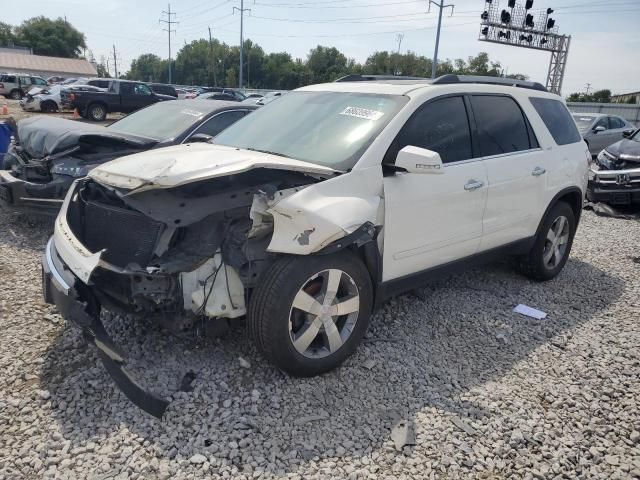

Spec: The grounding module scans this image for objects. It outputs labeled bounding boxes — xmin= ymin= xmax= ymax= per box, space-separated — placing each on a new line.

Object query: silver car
xmin=572 ymin=113 xmax=635 ymax=156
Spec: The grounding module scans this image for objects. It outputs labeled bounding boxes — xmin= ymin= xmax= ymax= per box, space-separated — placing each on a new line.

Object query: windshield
xmin=214 ymin=91 xmax=407 ymax=170
xmin=108 ymin=102 xmax=207 ymax=140
xmin=572 ymin=114 xmax=596 ymax=130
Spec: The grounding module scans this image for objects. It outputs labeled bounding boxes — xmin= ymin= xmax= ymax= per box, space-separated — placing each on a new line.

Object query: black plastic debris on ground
xmin=584 ymin=202 xmax=640 ymax=220
xmin=179 ymin=370 xmax=197 ymax=392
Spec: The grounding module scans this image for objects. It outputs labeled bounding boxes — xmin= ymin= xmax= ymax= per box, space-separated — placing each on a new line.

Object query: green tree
xmin=0 ymin=21 xmax=15 ymax=46
xmin=591 ymin=89 xmax=611 ymax=103
xmin=14 ymin=17 xmax=86 ymax=58
xmin=306 ymin=46 xmax=348 ymax=83
xmin=124 ymin=54 xmax=167 ymax=83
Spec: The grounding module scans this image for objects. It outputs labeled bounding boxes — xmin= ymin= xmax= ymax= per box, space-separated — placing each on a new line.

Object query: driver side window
xmin=385 ymin=96 xmax=473 ymax=164
xmin=134 ymin=84 xmax=152 ymax=96
xmin=594 ymin=117 xmax=609 ymax=130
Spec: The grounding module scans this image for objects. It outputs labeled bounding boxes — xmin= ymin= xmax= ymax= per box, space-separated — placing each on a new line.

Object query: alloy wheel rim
xmin=288 ymin=268 xmax=360 ymax=359
xmin=543 ymin=215 xmax=570 ymax=269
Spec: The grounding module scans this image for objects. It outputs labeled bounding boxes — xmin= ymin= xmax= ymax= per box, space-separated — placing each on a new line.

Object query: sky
xmin=3 ymin=0 xmax=640 ymax=96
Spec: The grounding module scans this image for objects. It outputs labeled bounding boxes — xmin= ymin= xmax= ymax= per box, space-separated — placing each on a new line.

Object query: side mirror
xmin=188 ymin=133 xmax=213 ymax=143
xmin=623 ymin=129 xmax=634 ymax=138
xmin=593 ymin=125 xmax=606 ymax=133
xmin=394 ymin=145 xmax=444 ymax=174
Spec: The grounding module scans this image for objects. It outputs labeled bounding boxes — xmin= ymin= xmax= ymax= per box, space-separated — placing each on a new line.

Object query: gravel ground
xmin=0 ymin=209 xmax=638 ymax=480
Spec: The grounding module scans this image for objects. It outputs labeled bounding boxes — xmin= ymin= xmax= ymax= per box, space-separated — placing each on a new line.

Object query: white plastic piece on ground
xmin=180 ymin=253 xmax=246 ymax=319
xmin=513 ymin=304 xmax=547 ymax=320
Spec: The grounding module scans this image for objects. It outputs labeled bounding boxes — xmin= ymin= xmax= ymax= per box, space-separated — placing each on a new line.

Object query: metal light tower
xmin=478 ymin=0 xmax=570 ymax=94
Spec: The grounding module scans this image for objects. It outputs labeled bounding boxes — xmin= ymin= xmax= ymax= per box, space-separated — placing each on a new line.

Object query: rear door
xmin=469 ymin=94 xmax=546 ymax=251
xmin=382 ymin=95 xmax=488 ymax=281
xmin=607 ymin=116 xmax=630 ymax=147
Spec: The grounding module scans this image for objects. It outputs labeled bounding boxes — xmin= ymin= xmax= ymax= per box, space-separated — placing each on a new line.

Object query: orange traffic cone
xmin=72 ymin=108 xmax=80 ymax=119
xmin=1 ymin=103 xmax=8 ymax=115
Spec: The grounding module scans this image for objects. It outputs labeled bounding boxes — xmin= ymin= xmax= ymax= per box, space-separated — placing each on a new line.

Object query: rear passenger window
xmin=389 ymin=96 xmax=472 ymax=164
xmin=470 ymin=95 xmax=532 ymax=156
xmin=530 ymin=97 xmax=583 ymax=145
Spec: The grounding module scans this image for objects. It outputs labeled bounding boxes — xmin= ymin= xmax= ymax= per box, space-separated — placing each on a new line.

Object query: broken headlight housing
xmin=596 ymin=150 xmax=617 ymax=170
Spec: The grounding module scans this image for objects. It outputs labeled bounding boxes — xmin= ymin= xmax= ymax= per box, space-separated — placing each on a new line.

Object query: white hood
xmin=89 ymin=143 xmax=340 ymax=191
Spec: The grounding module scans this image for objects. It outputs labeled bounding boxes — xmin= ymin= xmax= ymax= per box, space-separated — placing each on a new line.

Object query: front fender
xmin=266 ymin=167 xmax=383 ymax=255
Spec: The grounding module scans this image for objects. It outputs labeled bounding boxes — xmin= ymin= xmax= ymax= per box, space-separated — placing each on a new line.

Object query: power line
xmin=160 ymin=3 xmax=178 ymax=83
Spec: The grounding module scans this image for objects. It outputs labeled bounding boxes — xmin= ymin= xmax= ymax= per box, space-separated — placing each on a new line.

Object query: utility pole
xmin=233 ymin=0 xmax=251 ymax=89
xmin=209 ymin=27 xmax=217 ymax=86
xmin=160 ymin=4 xmax=178 ymax=83
xmin=428 ymin=0 xmax=454 ymax=78
xmin=112 ymin=45 xmax=118 ymax=79
xmin=394 ymin=33 xmax=404 ymax=75
xmin=585 ymin=83 xmax=592 ymax=95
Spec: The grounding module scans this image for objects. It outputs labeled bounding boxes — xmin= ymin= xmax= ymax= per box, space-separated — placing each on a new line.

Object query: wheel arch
xmin=536 ymin=187 xmax=583 ymax=237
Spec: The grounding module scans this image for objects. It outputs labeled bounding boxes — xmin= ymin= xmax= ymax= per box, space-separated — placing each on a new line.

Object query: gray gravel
xmin=0 ymin=209 xmax=639 ymax=479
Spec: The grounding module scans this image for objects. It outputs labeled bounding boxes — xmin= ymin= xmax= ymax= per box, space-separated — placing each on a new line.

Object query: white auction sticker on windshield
xmin=340 ymin=106 xmax=384 ymax=121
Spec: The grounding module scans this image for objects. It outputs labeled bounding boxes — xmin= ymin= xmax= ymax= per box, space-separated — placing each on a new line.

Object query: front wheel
xmin=248 ymin=252 xmax=373 ymax=377
xmin=517 ymin=201 xmax=576 ymax=281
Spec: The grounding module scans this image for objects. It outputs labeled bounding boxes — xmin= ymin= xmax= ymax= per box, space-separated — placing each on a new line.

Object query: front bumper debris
xmin=0 ymin=169 xmax=64 ymax=215
xmin=42 ymin=237 xmax=170 ymax=418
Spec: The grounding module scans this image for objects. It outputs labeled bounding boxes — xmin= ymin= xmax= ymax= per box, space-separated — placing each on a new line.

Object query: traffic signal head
xmin=501 ymin=9 xmax=512 ymax=23
xmin=547 ymin=18 xmax=555 ymax=29
xmin=508 ymin=0 xmax=516 ymax=8
xmin=525 ymin=14 xmax=534 ymax=27
xmin=481 ymin=27 xmax=489 ymax=35
xmin=481 ymin=10 xmax=489 ymax=20
xmin=525 ymin=0 xmax=534 ymax=8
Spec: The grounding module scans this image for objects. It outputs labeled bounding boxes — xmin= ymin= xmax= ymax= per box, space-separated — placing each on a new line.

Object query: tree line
xmin=1 ymin=16 xmax=528 ymax=90
xmin=124 ymin=39 xmax=527 ymax=90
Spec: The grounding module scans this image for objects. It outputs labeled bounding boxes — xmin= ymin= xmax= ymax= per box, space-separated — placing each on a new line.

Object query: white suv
xmin=42 ymin=75 xmax=589 ymax=416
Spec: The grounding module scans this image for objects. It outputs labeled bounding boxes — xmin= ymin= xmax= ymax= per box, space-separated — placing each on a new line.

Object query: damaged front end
xmin=0 ymin=116 xmax=154 ymax=215
xmin=43 ymin=165 xmax=336 ymax=417
xmin=588 ymin=145 xmax=640 ymax=205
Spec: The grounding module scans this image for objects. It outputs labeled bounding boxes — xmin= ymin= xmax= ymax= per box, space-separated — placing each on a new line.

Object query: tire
xmin=517 ymin=201 xmax=576 ymax=281
xmin=87 ymin=103 xmax=107 ymax=121
xmin=40 ymin=101 xmax=58 ymax=113
xmin=248 ymin=252 xmax=373 ymax=377
xmin=9 ymin=89 xmax=22 ymax=100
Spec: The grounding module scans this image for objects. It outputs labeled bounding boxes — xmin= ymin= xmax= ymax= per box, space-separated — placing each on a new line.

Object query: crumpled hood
xmin=17 ymin=116 xmax=156 ymax=160
xmin=89 ymin=143 xmax=340 ymax=191
xmin=605 ymin=137 xmax=640 ymax=163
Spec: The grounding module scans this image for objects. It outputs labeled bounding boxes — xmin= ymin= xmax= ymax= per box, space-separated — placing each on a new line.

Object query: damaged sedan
xmin=0 ymin=100 xmax=257 ymax=215
xmin=42 ymin=77 xmax=589 ymax=417
xmin=588 ymin=127 xmax=640 ymax=205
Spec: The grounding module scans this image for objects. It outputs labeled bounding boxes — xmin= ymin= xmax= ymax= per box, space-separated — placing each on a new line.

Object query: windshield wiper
xmin=245 ymin=147 xmax=291 ymax=159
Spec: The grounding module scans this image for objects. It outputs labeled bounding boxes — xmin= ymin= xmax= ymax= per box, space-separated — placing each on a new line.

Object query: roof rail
xmin=432 ymin=74 xmax=547 ymax=92
xmin=335 ymin=74 xmax=429 ymax=82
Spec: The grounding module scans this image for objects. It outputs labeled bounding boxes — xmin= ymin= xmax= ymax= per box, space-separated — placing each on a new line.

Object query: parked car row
xmin=1 ymin=75 xmax=600 ymax=418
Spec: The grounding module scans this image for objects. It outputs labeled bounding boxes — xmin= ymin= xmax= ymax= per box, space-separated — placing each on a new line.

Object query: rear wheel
xmin=87 ymin=103 xmax=107 ymax=121
xmin=517 ymin=202 xmax=576 ymax=281
xmin=248 ymin=252 xmax=373 ymax=377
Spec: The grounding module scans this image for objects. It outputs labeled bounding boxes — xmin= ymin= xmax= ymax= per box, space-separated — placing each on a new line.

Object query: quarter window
xmin=530 ymin=97 xmax=582 ymax=145
xmin=388 ymin=96 xmax=472 ymax=164
xmin=470 ymin=95 xmax=532 ymax=156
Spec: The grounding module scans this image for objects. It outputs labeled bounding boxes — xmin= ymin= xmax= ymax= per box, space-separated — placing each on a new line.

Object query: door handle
xmin=464 ymin=180 xmax=484 ymax=191
xmin=532 ymin=166 xmax=546 ymax=176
